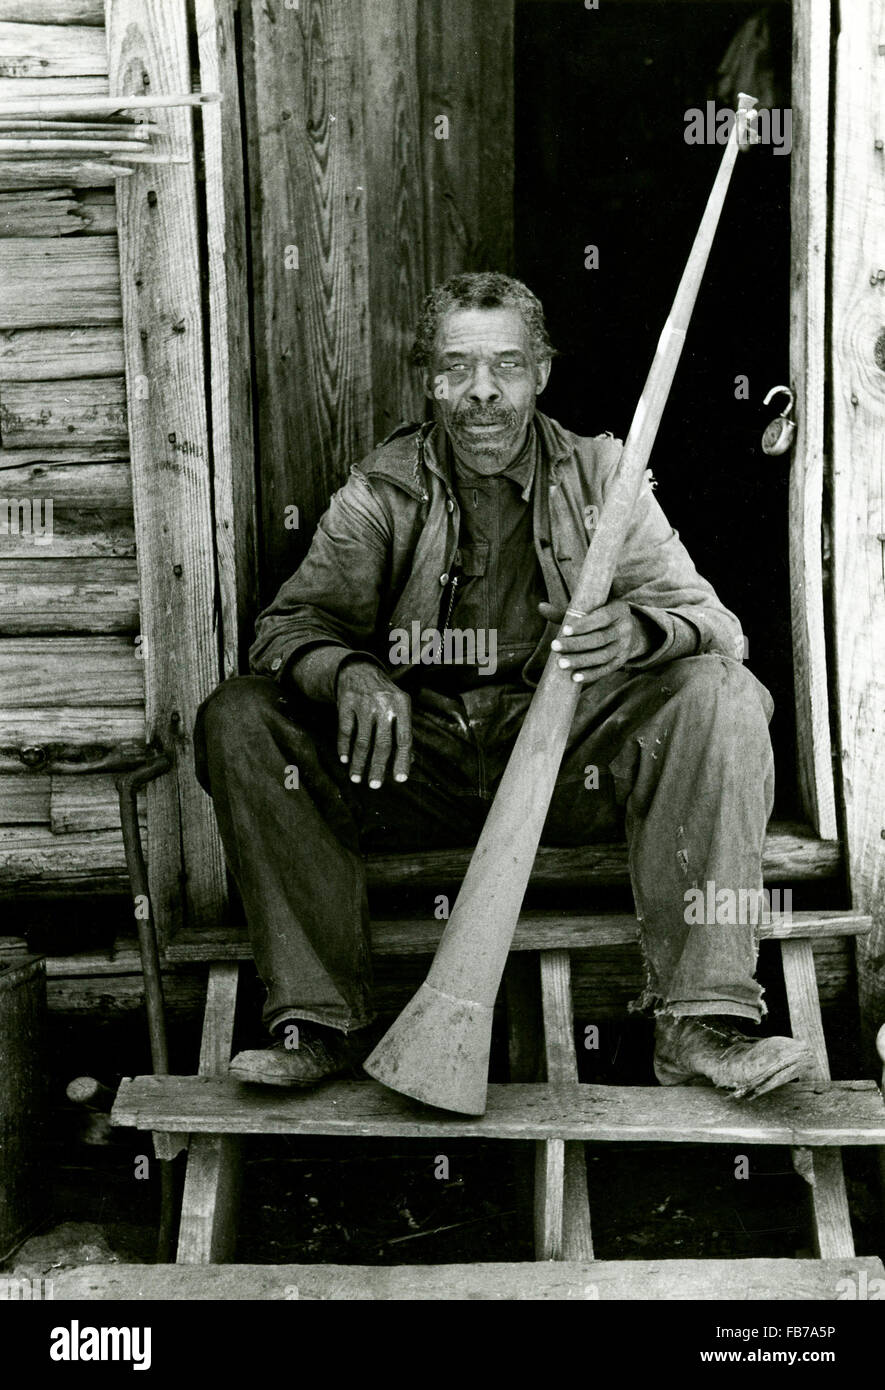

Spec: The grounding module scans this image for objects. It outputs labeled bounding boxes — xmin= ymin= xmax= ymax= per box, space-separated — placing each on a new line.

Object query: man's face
xmin=424 ymin=306 xmax=551 ymax=474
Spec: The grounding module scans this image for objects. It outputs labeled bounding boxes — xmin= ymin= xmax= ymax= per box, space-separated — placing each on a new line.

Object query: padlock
xmin=761 ymin=385 xmax=796 ymax=456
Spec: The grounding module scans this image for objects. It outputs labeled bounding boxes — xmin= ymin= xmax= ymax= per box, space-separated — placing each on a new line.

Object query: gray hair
xmin=411 ymin=271 xmax=555 ymax=368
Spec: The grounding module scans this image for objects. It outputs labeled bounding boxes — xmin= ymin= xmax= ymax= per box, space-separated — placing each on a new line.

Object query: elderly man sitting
xmin=195 ymin=271 xmax=811 ymax=1099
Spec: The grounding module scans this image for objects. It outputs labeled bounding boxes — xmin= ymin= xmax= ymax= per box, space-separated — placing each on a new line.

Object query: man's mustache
xmin=453 ymin=407 xmax=517 ymax=428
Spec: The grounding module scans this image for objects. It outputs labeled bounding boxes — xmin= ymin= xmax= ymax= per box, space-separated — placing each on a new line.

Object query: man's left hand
xmin=539 ymin=599 xmax=650 ymax=684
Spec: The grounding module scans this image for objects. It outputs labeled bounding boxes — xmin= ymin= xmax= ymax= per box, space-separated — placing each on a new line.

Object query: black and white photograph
xmin=0 ymin=0 xmax=883 ymax=1354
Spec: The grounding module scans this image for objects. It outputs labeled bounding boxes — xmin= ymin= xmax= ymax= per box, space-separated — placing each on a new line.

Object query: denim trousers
xmin=193 ymin=655 xmax=775 ymax=1035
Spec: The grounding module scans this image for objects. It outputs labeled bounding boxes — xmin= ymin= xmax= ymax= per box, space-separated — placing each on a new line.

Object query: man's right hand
xmin=336 ymin=661 xmax=412 ymax=789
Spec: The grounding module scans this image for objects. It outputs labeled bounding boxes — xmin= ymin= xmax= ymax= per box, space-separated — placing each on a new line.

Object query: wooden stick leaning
xmin=0 ymin=93 xmax=220 ymax=118
xmin=364 ymin=94 xmax=760 ymax=1115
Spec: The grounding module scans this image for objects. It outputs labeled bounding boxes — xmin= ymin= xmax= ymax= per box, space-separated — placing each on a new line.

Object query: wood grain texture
xmin=242 ymin=0 xmax=374 ymax=588
xmin=0 ymin=825 xmax=131 ymax=890
xmin=165 ymin=908 xmax=872 ymax=963
xmin=830 ymin=0 xmax=885 ymax=1047
xmin=108 ymin=0 xmax=227 ymax=938
xmin=533 ymin=1137 xmax=565 ymax=1259
xmin=0 ymin=636 xmax=142 ymax=707
xmin=0 ymin=935 xmax=145 ymax=974
xmin=0 ymin=238 xmax=120 ymax=327
xmin=112 ymin=1075 xmax=885 ymax=1144
xmin=0 ymin=377 xmax=127 ymax=447
xmin=76 ymin=190 xmax=117 ymax=235
xmin=194 ymin=0 xmax=257 ymax=679
xmin=0 ymin=77 xmax=108 ymax=104
xmin=46 ymin=972 xmax=203 ymax=1012
xmin=0 ymin=193 xmax=88 ymax=236
xmin=789 ymin=0 xmax=837 ymax=839
xmin=49 ymin=772 xmax=144 ymax=834
xmin=0 ymin=771 xmax=48 ymax=823
xmin=0 ymin=709 xmax=144 ymax=775
xmin=0 ymin=327 xmax=123 ymax=378
xmin=0 ymin=955 xmax=47 ymax=1255
xmin=0 ymin=558 xmax=138 ymax=633
xmin=781 ymin=938 xmax=854 ymax=1259
xmin=0 ymin=458 xmax=131 ymax=506
xmin=177 ymin=962 xmax=243 ymax=1262
xmin=0 ymin=443 xmax=127 ymax=464
xmin=0 ymin=510 xmax=134 ymax=559
xmin=0 ymin=2 xmax=103 ymax=22
xmin=538 ymin=950 xmax=593 ymax=1261
xmin=0 ymin=21 xmax=107 ymax=79
xmin=0 ymin=160 xmax=125 ymax=187
xmin=417 ymin=0 xmax=515 ymax=284
xmin=363 ymin=822 xmax=843 ymax=888
xmin=47 ymin=1256 xmax=885 ymax=1302
xmin=361 ymin=0 xmax=426 ymax=442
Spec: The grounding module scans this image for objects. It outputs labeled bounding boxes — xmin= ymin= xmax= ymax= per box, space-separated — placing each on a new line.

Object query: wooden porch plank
xmin=789 ymin=0 xmax=837 ymax=839
xmin=167 ymin=907 xmax=872 ymax=963
xmin=49 ymin=1256 xmax=885 ymax=1302
xmin=113 ymin=1076 xmax=885 ymax=1145
xmin=177 ymin=963 xmax=242 ymax=1262
xmin=108 ymin=0 xmax=227 ymax=939
xmin=537 ymin=950 xmax=593 ymax=1260
xmin=830 ymin=0 xmax=885 ymax=1050
xmin=781 ymin=938 xmax=854 ymax=1259
xmin=363 ymin=822 xmax=843 ymax=888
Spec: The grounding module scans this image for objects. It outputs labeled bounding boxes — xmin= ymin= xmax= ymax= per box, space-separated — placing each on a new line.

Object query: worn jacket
xmin=249 ymin=411 xmax=743 ymax=694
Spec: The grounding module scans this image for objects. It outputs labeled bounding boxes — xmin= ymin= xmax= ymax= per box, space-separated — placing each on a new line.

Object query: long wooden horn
xmin=364 ymin=94 xmax=760 ymax=1114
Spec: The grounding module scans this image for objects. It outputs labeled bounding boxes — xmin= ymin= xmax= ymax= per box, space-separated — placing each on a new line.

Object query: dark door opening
xmin=514 ymin=0 xmax=797 ymax=816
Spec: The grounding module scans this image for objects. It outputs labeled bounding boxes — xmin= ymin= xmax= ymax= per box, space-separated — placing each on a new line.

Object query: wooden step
xmin=47 ymin=1256 xmax=885 ymax=1301
xmin=362 ymin=821 xmax=841 ymax=889
xmin=165 ymin=908 xmax=871 ymax=963
xmin=112 ymin=1077 xmax=885 ymax=1145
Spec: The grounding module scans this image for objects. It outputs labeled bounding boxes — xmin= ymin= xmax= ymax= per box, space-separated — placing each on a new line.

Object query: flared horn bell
xmin=363 ymin=981 xmax=494 ymax=1115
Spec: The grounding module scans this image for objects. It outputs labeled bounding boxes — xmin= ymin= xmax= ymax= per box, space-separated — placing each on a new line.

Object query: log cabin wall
xmin=0 ymin=2 xmax=146 ymax=900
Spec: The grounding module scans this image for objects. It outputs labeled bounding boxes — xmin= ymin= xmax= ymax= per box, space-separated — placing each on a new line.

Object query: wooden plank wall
xmin=0 ymin=5 xmax=141 ymax=898
xmin=789 ymin=0 xmax=837 ymax=841
xmin=106 ymin=0 xmax=228 ymax=937
xmin=243 ymin=0 xmax=516 ymax=595
xmin=830 ymin=0 xmax=885 ymax=1045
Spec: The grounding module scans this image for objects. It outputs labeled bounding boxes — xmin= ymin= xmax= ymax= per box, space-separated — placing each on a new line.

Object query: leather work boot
xmin=229 ymin=1024 xmax=356 ymax=1088
xmin=654 ymin=1015 xmax=814 ymax=1100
